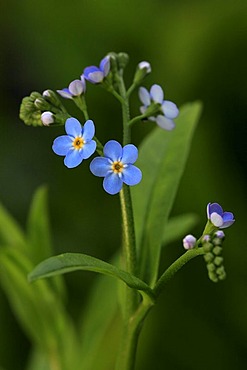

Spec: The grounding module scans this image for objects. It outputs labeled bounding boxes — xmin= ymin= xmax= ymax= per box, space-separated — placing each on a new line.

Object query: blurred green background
xmin=0 ymin=0 xmax=247 ymax=369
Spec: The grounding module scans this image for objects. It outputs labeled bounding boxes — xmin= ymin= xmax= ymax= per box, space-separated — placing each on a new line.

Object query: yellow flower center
xmin=73 ymin=136 xmax=84 ymax=150
xmin=111 ymin=161 xmax=124 ymax=174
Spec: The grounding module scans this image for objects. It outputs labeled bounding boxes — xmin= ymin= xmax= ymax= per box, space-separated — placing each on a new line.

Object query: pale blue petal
xmin=80 ymin=75 xmax=87 ymax=92
xmin=90 ymin=157 xmax=111 ymax=177
xmin=156 ymin=115 xmax=175 ymax=131
xmin=83 ymin=120 xmax=95 ymax=141
xmin=139 ymin=87 xmax=151 ymax=106
xmin=52 ymin=135 xmax=72 ymax=155
xmin=57 ymin=88 xmax=73 ymax=99
xmin=65 ymin=118 xmax=82 ymax=137
xmin=69 ymin=79 xmax=84 ymax=96
xmin=121 ymin=144 xmax=138 ymax=164
xmin=103 ymin=173 xmax=123 ymax=195
xmin=84 ymin=66 xmax=99 ymax=79
xmin=122 ymin=165 xmax=142 ymax=186
xmin=162 ymin=100 xmax=179 ymax=119
xmin=84 ymin=66 xmax=104 ymax=83
xmin=100 ymin=56 xmax=110 ymax=76
xmin=150 ymin=84 xmax=164 ymax=104
xmin=208 ymin=203 xmax=223 ymax=217
xmin=221 ymin=212 xmax=235 ymax=228
xmin=210 ymin=212 xmax=224 ymax=227
xmin=206 ymin=203 xmax=211 ymax=219
xmin=64 ymin=149 xmax=83 ymax=168
xmin=81 ymin=140 xmax=96 ymax=159
xmin=104 ymin=140 xmax=123 ymax=161
xmin=89 ymin=71 xmax=104 ymax=83
xmin=221 ymin=220 xmax=235 ymax=229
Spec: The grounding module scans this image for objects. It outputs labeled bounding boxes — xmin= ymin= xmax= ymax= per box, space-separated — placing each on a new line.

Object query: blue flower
xmin=139 ymin=84 xmax=179 ymax=130
xmin=84 ymin=56 xmax=111 ymax=84
xmin=207 ymin=203 xmax=235 ymax=229
xmin=90 ymin=140 xmax=142 ymax=195
xmin=52 ymin=117 xmax=96 ymax=168
xmin=57 ymin=77 xmax=86 ymax=99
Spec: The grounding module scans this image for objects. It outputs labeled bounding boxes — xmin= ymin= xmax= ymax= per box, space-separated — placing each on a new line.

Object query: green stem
xmin=115 ymin=72 xmax=141 ymax=370
xmin=153 ymin=248 xmax=205 ymax=297
xmin=119 ymin=187 xmax=137 ymax=276
xmin=73 ymin=95 xmax=104 ymax=155
xmin=117 ymin=73 xmax=131 ymax=145
xmin=126 ymin=82 xmax=137 ymax=98
xmin=128 ymin=113 xmax=147 ymax=127
xmin=115 ymin=294 xmax=154 ymax=370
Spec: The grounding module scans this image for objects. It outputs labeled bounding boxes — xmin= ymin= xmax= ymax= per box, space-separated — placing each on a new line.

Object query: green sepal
xmin=28 ymin=252 xmax=155 ymax=301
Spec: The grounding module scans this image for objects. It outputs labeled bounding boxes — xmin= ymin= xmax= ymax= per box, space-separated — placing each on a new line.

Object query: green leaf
xmin=26 ymin=185 xmax=66 ymax=300
xmin=0 ymin=202 xmax=26 ymax=248
xmin=29 ymin=253 xmax=155 ymax=300
xmin=79 ymin=273 xmax=121 ymax=370
xmin=0 ymin=247 xmax=79 ymax=369
xmin=132 ymin=101 xmax=202 ymax=285
xmin=162 ymin=213 xmax=199 ymax=247
xmin=26 ymin=185 xmax=52 ymax=264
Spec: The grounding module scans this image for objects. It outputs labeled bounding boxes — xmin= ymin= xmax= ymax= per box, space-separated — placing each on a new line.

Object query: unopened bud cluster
xmin=19 ymin=90 xmax=69 ymax=127
xmin=202 ymin=232 xmax=226 ymax=282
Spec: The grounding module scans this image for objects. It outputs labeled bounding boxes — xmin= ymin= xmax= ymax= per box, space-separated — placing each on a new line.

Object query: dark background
xmin=0 ymin=0 xmax=247 ymax=369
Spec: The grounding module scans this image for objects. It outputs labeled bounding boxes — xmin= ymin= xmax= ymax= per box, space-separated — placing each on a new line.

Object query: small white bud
xmin=183 ymin=234 xmax=197 ymax=250
xmin=41 ymin=111 xmax=54 ymax=126
xmin=138 ymin=61 xmax=151 ymax=73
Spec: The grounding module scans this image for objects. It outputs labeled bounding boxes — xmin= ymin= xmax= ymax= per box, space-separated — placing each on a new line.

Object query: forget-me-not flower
xmin=207 ymin=203 xmax=235 ymax=229
xmin=84 ymin=56 xmax=111 ymax=84
xmin=139 ymin=84 xmax=179 ymax=130
xmin=52 ymin=117 xmax=96 ymax=168
xmin=57 ymin=77 xmax=86 ymax=99
xmin=90 ymin=140 xmax=142 ymax=195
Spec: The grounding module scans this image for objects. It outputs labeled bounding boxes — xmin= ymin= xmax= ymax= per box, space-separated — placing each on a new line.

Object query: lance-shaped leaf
xmin=26 ymin=185 xmax=53 ymax=264
xmin=26 ymin=185 xmax=66 ymax=300
xmin=0 ymin=202 xmax=26 ymax=248
xmin=29 ymin=253 xmax=155 ymax=300
xmin=132 ymin=102 xmax=202 ymax=285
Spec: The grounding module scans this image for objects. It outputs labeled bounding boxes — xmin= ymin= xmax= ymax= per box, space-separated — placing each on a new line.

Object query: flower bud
xmin=204 ymin=252 xmax=214 ymax=263
xmin=183 ymin=234 xmax=196 ymax=250
xmin=43 ymin=89 xmax=63 ymax=108
xmin=133 ymin=61 xmax=151 ymax=85
xmin=34 ymin=98 xmax=50 ymax=111
xmin=41 ymin=111 xmax=54 ymax=126
xmin=117 ymin=52 xmax=129 ymax=70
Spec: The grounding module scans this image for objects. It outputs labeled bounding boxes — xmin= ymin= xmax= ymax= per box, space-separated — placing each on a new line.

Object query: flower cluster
xmin=31 ymin=53 xmax=181 ymax=195
xmin=182 ymin=202 xmax=234 ymax=282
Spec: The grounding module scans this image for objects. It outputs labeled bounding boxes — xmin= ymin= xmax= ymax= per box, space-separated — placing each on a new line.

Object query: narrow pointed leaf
xmin=132 ymin=102 xmax=202 ymax=285
xmin=26 ymin=185 xmax=66 ymax=300
xmin=26 ymin=185 xmax=52 ymax=263
xmin=28 ymin=253 xmax=154 ymax=299
xmin=0 ymin=247 xmax=79 ymax=369
xmin=0 ymin=203 xmax=26 ymax=248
